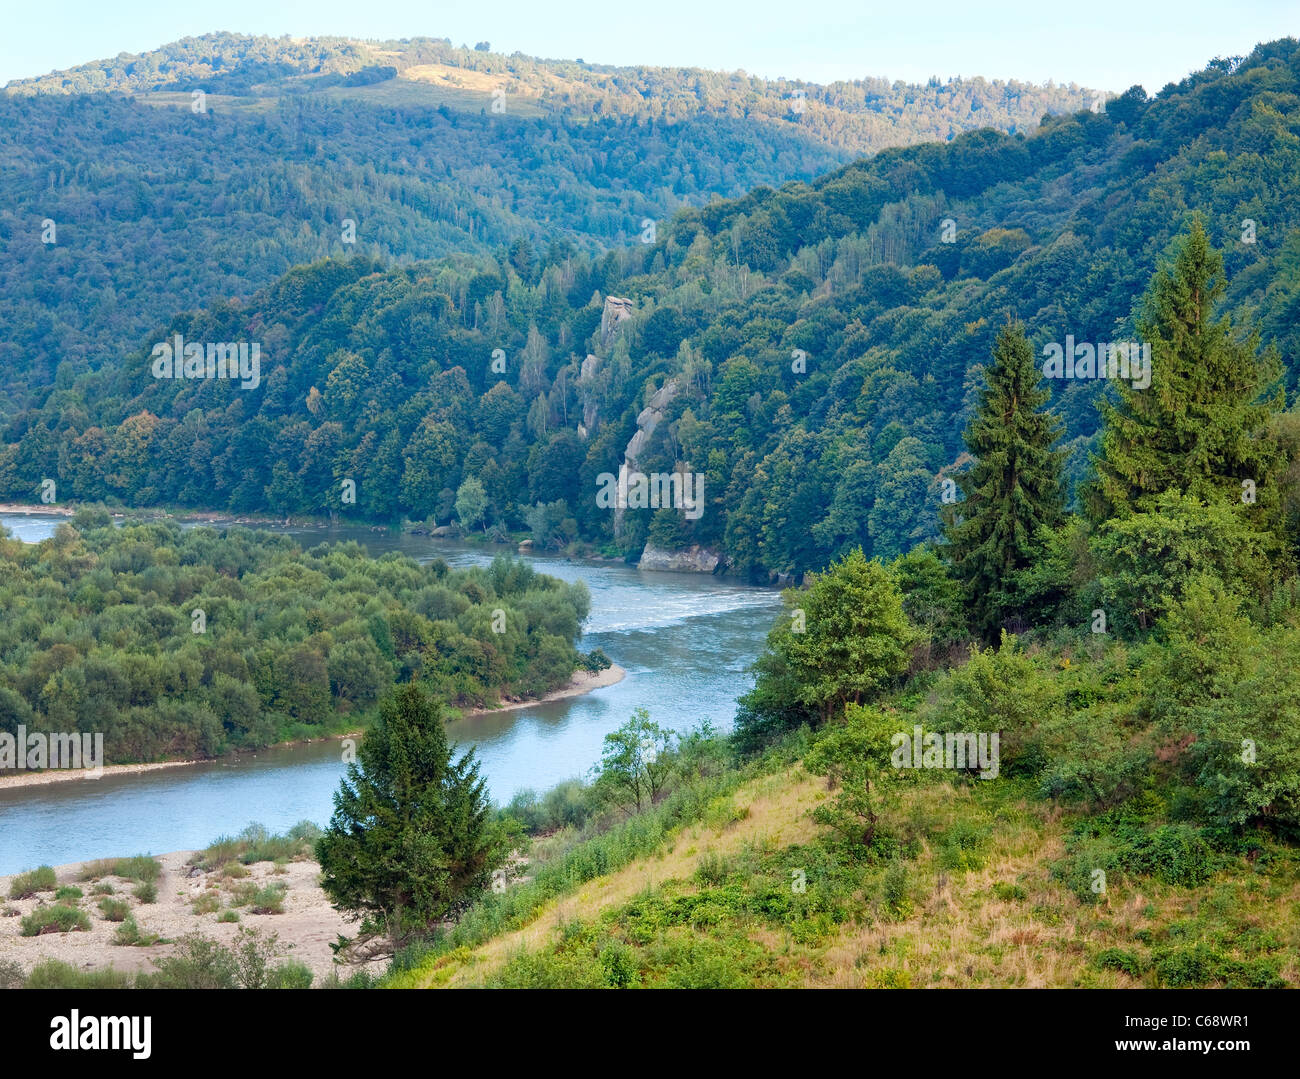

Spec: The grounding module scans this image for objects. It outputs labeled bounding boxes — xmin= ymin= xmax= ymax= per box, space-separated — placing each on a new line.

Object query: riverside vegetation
xmin=0 ymin=511 xmax=598 ymax=763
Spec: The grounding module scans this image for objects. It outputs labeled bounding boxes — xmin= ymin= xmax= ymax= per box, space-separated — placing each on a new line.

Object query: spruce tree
xmin=1087 ymin=218 xmax=1283 ymax=521
xmin=316 ymin=682 xmax=510 ymax=954
xmin=943 ymin=319 xmax=1065 ymax=637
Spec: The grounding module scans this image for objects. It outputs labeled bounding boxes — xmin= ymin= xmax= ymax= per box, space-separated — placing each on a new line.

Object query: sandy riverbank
xmin=457 ymin=663 xmax=626 ymax=718
xmin=0 ymin=850 xmax=363 ymax=984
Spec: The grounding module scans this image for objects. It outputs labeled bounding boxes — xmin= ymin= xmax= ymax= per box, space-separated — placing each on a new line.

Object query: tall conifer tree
xmin=1086 ymin=218 xmax=1283 ymax=521
xmin=943 ymin=319 xmax=1064 ymax=637
xmin=316 ymin=682 xmax=509 ymax=954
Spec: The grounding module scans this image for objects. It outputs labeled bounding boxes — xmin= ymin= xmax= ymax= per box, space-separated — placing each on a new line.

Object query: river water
xmin=0 ymin=513 xmax=780 ymax=873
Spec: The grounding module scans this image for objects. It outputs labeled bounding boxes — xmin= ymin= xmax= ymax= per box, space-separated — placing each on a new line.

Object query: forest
xmin=0 ymin=508 xmax=594 ymax=763
xmin=4 ymin=39 xmax=1298 ymax=582
xmin=0 ymin=32 xmax=1092 ymax=415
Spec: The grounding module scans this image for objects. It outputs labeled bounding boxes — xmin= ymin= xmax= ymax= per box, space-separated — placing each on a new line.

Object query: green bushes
xmin=0 ymin=523 xmax=589 ymax=765
xmin=98 ymin=897 xmax=131 ymax=921
xmin=143 ymin=928 xmax=304 ymax=989
xmin=8 ymin=866 xmax=56 ymax=899
xmin=112 ymin=916 xmax=159 ymax=946
xmin=1055 ymin=821 xmax=1214 ymax=901
xmin=132 ymin=882 xmax=158 ymax=904
xmin=21 ymin=904 xmax=91 ymax=935
xmin=1094 ymin=947 xmax=1147 ymax=978
xmin=22 ymin=962 xmax=134 ymax=989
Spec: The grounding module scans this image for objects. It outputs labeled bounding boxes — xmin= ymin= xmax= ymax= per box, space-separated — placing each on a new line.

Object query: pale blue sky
xmin=2 ymin=0 xmax=1296 ymax=92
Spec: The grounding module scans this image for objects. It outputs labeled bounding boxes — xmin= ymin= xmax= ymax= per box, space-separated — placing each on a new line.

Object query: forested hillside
xmin=0 ymin=32 xmax=1092 ymax=414
xmin=4 ymin=39 xmax=1297 ymax=581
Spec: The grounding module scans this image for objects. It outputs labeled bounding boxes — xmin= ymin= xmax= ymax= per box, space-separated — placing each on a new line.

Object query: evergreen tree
xmin=316 ymin=682 xmax=510 ymax=954
xmin=943 ymin=319 xmax=1065 ymax=637
xmin=1087 ymin=218 xmax=1283 ymax=521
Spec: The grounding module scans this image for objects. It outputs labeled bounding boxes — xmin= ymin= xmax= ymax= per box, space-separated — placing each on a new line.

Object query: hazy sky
xmin=2 ymin=0 xmax=1296 ymax=91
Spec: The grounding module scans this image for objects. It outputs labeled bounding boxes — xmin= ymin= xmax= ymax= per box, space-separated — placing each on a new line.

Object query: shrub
xmin=112 ymin=856 xmax=161 ymax=884
xmin=112 ymin=916 xmax=160 ymax=946
xmin=249 ymin=884 xmax=287 ymax=915
xmin=0 ymin=958 xmax=25 ymax=989
xmin=98 ymin=897 xmax=131 ymax=921
xmin=54 ymin=886 xmax=83 ymax=901
xmin=192 ymin=892 xmax=221 ymax=915
xmin=218 ymin=909 xmax=240 ymax=923
xmin=90 ymin=882 xmax=115 ymax=896
xmin=694 ymin=851 xmax=732 ymax=887
xmin=133 ymin=881 xmax=158 ymax=904
xmin=880 ymin=861 xmax=911 ymax=920
xmin=23 ymin=961 xmax=134 ymax=989
xmin=992 ymin=882 xmax=1027 ymax=902
xmin=269 ymin=960 xmax=314 ymax=989
xmin=21 ymin=904 xmax=91 ymax=935
xmin=8 ymin=866 xmax=56 ymax=899
xmin=1095 ymin=947 xmax=1147 ymax=977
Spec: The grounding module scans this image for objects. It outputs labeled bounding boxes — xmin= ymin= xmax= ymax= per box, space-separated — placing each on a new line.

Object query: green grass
xmin=112 ymin=915 xmax=160 ymax=946
xmin=23 ymin=961 xmax=134 ymax=989
xmin=193 ymin=822 xmax=320 ymax=871
xmin=78 ymin=855 xmax=161 ymax=884
xmin=192 ymin=891 xmax=222 ymax=915
xmin=98 ymin=897 xmax=131 ymax=922
xmin=21 ymin=904 xmax=91 ymax=936
xmin=8 ymin=865 xmax=56 ymax=899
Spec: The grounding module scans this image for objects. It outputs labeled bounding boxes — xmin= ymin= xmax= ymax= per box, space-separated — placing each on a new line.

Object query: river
xmin=0 ymin=513 xmax=780 ymax=873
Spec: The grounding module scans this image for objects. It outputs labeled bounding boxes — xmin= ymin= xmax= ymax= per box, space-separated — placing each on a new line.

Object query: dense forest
xmin=0 ymin=32 xmax=1093 ymax=415
xmin=0 ymin=509 xmax=595 ymax=763
xmin=5 ymin=39 xmax=1297 ymax=582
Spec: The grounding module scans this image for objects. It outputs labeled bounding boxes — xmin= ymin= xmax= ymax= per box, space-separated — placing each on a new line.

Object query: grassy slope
xmin=394 ymin=753 xmax=1300 ymax=989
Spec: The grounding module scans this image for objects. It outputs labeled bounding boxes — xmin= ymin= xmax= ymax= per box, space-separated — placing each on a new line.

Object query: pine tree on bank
xmin=316 ymin=682 xmax=511 ymax=956
xmin=1086 ymin=218 xmax=1283 ymax=522
xmin=943 ymin=319 xmax=1065 ymax=638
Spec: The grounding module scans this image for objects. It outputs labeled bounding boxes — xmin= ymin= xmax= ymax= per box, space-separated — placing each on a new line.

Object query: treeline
xmin=0 ymin=510 xmax=593 ymax=763
xmin=4 ymin=41 xmax=1297 ymax=579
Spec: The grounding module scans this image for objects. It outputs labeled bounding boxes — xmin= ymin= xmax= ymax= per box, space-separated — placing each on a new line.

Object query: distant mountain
xmin=0 ymin=33 xmax=1095 ymax=413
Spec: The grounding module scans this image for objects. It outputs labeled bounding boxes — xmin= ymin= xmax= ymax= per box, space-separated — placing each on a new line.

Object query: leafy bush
xmin=249 ymin=884 xmax=287 ymax=915
xmin=1095 ymin=947 xmax=1147 ymax=977
xmin=98 ymin=897 xmax=131 ymax=921
xmin=8 ymin=866 xmax=56 ymax=899
xmin=21 ymin=904 xmax=91 ymax=936
xmin=112 ymin=916 xmax=159 ymax=946
xmin=133 ymin=882 xmax=158 ymax=903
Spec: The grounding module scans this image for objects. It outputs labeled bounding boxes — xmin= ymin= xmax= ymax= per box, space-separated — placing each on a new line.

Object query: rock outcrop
xmin=600 ymin=296 xmax=634 ymax=345
xmin=638 ymin=542 xmax=724 ymax=574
